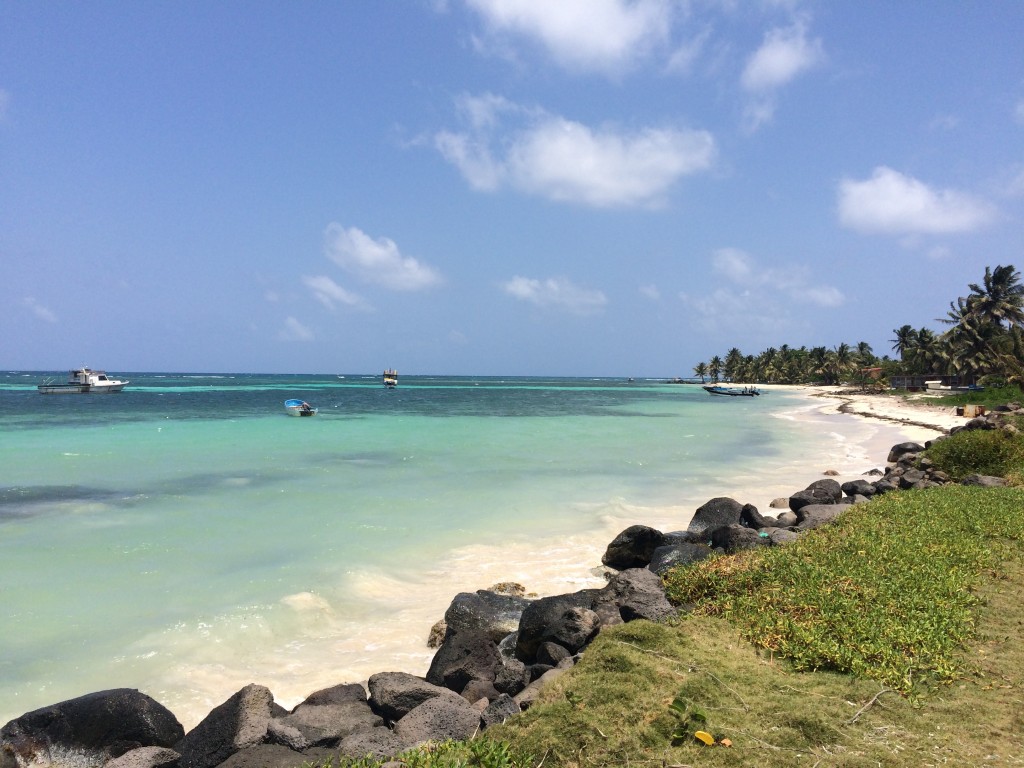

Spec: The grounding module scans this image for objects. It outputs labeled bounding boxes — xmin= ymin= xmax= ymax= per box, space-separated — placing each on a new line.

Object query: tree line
xmin=691 ymin=264 xmax=1024 ymax=387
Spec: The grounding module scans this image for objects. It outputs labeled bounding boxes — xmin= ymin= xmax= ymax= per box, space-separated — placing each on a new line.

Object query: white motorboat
xmin=37 ymin=368 xmax=129 ymax=394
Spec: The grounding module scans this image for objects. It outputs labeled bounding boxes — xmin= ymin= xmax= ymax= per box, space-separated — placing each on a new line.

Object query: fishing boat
xmin=284 ymin=398 xmax=318 ymax=416
xmin=702 ymin=385 xmax=760 ymax=397
xmin=383 ymin=369 xmax=398 ymax=388
xmin=37 ymin=367 xmax=129 ymax=394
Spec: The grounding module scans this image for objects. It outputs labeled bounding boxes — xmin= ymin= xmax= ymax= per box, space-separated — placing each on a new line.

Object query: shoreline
xmin=2 ymin=386 xmax=964 ymax=732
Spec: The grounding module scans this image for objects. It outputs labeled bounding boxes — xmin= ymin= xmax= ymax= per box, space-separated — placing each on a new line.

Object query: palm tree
xmin=708 ymin=355 xmax=723 ymax=383
xmin=724 ymin=347 xmax=744 ymax=382
xmin=890 ymin=325 xmax=919 ymax=363
xmin=966 ymin=264 xmax=1024 ymax=329
xmin=692 ymin=362 xmax=708 ymax=383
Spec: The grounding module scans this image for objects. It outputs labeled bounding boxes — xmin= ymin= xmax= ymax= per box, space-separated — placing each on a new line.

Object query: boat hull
xmin=284 ymin=398 xmax=318 ymax=416
xmin=37 ymin=383 xmax=128 ymax=394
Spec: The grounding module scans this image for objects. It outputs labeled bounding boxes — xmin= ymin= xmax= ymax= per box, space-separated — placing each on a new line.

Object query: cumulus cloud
xmin=436 ymin=94 xmax=715 ymax=207
xmin=639 ymin=284 xmax=661 ymax=301
xmin=324 ymin=224 xmax=442 ymax=291
xmin=463 ymin=0 xmax=673 ymax=74
xmin=501 ymin=275 xmax=607 ymax=315
xmin=740 ymin=20 xmax=823 ymax=130
xmin=837 ymin=166 xmax=996 ymax=235
xmin=24 ymin=297 xmax=57 ymax=323
xmin=681 ymin=248 xmax=842 ymax=338
xmin=1016 ymin=100 xmax=1024 ymax=125
xmin=277 ymin=316 xmax=313 ymax=342
xmin=303 ymin=275 xmax=370 ymax=311
xmin=710 ymin=247 xmax=842 ymax=307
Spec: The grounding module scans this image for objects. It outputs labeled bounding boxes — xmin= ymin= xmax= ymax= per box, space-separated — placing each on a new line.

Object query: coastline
xmin=1 ymin=384 xmax=965 ymax=732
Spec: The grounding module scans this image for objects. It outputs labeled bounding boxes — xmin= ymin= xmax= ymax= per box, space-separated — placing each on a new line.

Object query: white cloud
xmin=277 ymin=316 xmax=314 ymax=342
xmin=324 ymin=224 xmax=442 ymax=291
xmin=639 ymin=284 xmax=661 ymax=301
xmin=23 ymin=297 xmax=57 ymax=323
xmin=740 ymin=20 xmax=823 ymax=131
xmin=681 ymin=248 xmax=843 ymax=339
xmin=0 ymin=89 xmax=9 ymax=122
xmin=711 ymin=247 xmax=843 ymax=308
xmin=741 ymin=20 xmax=823 ymax=92
xmin=436 ymin=96 xmax=715 ymax=207
xmin=303 ymin=275 xmax=370 ymax=311
xmin=837 ymin=166 xmax=996 ymax=235
xmin=463 ymin=0 xmax=673 ymax=74
xmin=1015 ymin=100 xmax=1024 ymax=126
xmin=501 ymin=275 xmax=607 ymax=315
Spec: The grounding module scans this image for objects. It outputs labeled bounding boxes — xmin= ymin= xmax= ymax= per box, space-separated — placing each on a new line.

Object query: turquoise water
xmin=0 ymin=372 xmax=906 ymax=727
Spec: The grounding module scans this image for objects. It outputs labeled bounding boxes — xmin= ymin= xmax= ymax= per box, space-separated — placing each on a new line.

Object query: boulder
xmin=739 ymin=503 xmax=772 ymax=529
xmin=0 ymin=689 xmax=184 ymax=768
xmin=788 ymin=488 xmax=835 ymax=512
xmin=442 ymin=590 xmax=531 ymax=644
xmin=103 ymin=746 xmax=181 ymax=768
xmin=333 ymin=728 xmax=409 ymax=762
xmin=215 ymin=744 xmax=306 ymax=768
xmin=841 ymin=479 xmax=876 ymax=498
xmin=515 ymin=598 xmax=601 ymax=663
xmin=272 ymin=701 xmax=381 ymax=747
xmin=480 ymin=695 xmax=520 ymax=730
xmin=805 ymin=478 xmax=842 ymax=502
xmin=709 ymin=525 xmax=767 ymax=554
xmin=687 ymin=497 xmax=744 ymax=538
xmin=392 ymin=696 xmax=481 ymax=747
xmin=367 ymin=672 xmax=462 ymax=724
xmin=647 ymin=543 xmax=714 ymax=575
xmin=459 ymin=680 xmax=500 ymax=705
xmin=175 ymin=684 xmax=274 ymax=768
xmin=766 ymin=528 xmax=800 ymax=546
xmin=535 ymin=642 xmax=572 ymax=667
xmin=425 ymin=630 xmax=502 ymax=692
xmin=795 ymin=504 xmax=846 ymax=530
xmin=888 ymin=442 xmax=925 ymax=462
xmin=601 ymin=525 xmax=667 ymax=569
xmin=774 ymin=510 xmax=798 ymax=527
xmin=601 ymin=568 xmax=674 ymax=622
xmin=898 ymin=469 xmax=927 ymax=489
xmin=296 ymin=683 xmax=367 ymax=707
xmin=961 ymin=474 xmax=1008 ymax=487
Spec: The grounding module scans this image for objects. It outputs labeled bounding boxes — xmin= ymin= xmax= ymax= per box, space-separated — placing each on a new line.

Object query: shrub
xmin=924 ymin=428 xmax=1024 ymax=481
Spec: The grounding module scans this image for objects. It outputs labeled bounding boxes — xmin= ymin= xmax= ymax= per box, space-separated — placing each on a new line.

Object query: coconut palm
xmin=890 ymin=325 xmax=919 ymax=362
xmin=708 ymin=355 xmax=723 ymax=383
xmin=693 ymin=362 xmax=708 ymax=383
xmin=966 ymin=264 xmax=1024 ymax=329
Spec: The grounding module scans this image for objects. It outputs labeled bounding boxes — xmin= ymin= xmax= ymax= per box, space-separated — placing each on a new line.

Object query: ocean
xmin=0 ymin=372 xmax=915 ymax=729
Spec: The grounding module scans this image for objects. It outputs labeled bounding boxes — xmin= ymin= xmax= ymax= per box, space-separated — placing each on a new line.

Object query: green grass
xmin=305 ymin=486 xmax=1024 ymax=767
xmin=488 ymin=486 xmax=1024 ymax=767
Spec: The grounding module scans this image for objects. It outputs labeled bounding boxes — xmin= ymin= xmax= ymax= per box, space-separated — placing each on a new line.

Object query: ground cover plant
xmin=485 ymin=486 xmax=1024 ymax=767
xmin=305 ymin=486 xmax=1024 ymax=767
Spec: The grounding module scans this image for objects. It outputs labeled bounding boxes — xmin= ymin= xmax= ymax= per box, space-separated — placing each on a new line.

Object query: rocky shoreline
xmin=4 ymin=396 xmax=1014 ymax=768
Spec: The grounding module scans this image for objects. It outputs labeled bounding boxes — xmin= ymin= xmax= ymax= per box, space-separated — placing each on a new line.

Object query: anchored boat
xmin=37 ymin=368 xmax=129 ymax=394
xmin=383 ymin=369 xmax=398 ymax=388
xmin=284 ymin=399 xmax=318 ymax=416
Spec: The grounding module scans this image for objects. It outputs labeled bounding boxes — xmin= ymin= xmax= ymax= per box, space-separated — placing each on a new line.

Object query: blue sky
xmin=2 ymin=1 xmax=1022 ymax=376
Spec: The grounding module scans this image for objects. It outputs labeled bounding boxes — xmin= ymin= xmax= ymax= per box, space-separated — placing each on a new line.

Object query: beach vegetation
xmin=484 ymin=486 xmax=1024 ymax=767
xmin=923 ymin=426 xmax=1024 ymax=482
xmin=692 ymin=265 xmax=1024 ymax=388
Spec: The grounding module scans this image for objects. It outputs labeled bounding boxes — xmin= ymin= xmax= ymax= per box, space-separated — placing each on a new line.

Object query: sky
xmin=2 ymin=1 xmax=1023 ymax=377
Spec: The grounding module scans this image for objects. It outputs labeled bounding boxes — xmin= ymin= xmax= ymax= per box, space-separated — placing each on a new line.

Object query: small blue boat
xmin=284 ymin=398 xmax=318 ymax=416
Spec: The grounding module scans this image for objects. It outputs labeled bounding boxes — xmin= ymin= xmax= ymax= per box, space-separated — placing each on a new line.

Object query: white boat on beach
xmin=37 ymin=368 xmax=129 ymax=394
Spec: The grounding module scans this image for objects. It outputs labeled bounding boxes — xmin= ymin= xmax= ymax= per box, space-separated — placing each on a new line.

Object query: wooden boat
xmin=702 ymin=385 xmax=760 ymax=397
xmin=284 ymin=398 xmax=318 ymax=416
xmin=37 ymin=367 xmax=129 ymax=394
xmin=383 ymin=369 xmax=398 ymax=388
